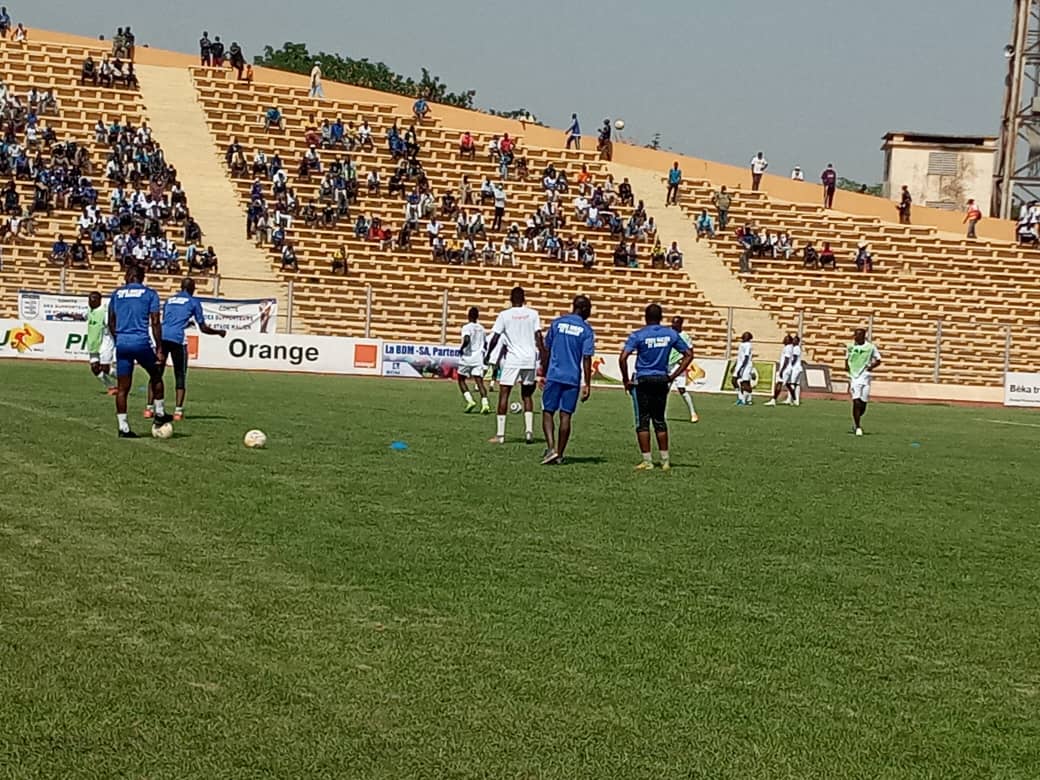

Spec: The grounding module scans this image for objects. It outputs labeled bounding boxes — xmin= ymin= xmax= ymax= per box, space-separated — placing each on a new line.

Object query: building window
xmin=927 ymin=152 xmax=958 ymax=176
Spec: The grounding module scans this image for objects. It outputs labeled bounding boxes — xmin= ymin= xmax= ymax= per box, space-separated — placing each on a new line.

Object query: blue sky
xmin=23 ymin=0 xmax=1010 ymax=182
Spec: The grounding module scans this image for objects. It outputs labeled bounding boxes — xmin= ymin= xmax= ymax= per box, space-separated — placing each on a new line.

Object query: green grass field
xmin=2 ymin=361 xmax=1039 ymax=779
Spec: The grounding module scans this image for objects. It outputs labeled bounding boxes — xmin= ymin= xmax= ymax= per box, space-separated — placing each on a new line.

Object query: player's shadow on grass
xmin=562 ymin=456 xmax=608 ymax=465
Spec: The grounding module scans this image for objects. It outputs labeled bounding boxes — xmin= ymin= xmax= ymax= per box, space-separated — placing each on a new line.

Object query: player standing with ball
xmin=485 ymin=286 xmax=543 ymax=444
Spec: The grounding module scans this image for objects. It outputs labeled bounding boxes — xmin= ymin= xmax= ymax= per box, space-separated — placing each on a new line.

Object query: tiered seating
xmin=191 ymin=69 xmax=730 ymax=348
xmin=675 ymin=181 xmax=1039 ymax=384
xmin=0 ymin=39 xmax=211 ymax=314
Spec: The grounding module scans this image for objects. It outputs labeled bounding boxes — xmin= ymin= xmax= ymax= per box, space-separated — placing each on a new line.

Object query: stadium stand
xmin=0 ymin=37 xmax=213 ymax=311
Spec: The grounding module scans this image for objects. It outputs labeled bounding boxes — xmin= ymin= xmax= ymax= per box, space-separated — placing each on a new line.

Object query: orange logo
xmin=686 ymin=362 xmax=706 ymax=382
xmin=353 ymin=343 xmax=378 ymax=369
xmin=8 ymin=323 xmax=44 ymax=353
xmin=186 ymin=334 xmax=199 ymax=360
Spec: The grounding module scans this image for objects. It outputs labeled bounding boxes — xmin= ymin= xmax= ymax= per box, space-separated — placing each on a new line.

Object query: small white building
xmin=881 ymin=132 xmax=997 ymax=211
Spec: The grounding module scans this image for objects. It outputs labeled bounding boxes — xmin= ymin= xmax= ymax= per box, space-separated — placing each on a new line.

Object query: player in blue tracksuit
xmin=146 ymin=277 xmax=226 ymax=420
xmin=108 ymin=265 xmax=171 ymax=437
xmin=619 ymin=303 xmax=694 ymax=470
xmin=539 ymin=295 xmax=595 ymax=465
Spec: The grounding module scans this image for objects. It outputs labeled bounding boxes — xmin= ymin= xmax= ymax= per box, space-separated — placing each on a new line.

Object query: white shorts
xmin=788 ymin=368 xmax=802 ymax=385
xmin=778 ymin=368 xmax=792 ymax=384
xmin=672 ymin=373 xmax=687 ymax=391
xmin=734 ymin=369 xmax=754 ymax=384
xmin=458 ymin=362 xmax=485 ymax=378
xmin=499 ymin=366 xmax=536 ymax=387
xmin=851 ymin=380 xmax=871 ymax=402
xmin=89 ymin=335 xmax=115 ymax=366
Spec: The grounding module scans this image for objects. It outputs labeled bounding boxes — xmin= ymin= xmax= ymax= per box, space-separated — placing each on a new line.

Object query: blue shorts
xmin=542 ymin=381 xmax=580 ymax=415
xmin=115 ymin=342 xmax=160 ymax=379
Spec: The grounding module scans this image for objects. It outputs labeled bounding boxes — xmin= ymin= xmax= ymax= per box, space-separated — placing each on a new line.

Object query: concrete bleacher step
xmin=136 ymin=64 xmax=299 ymax=332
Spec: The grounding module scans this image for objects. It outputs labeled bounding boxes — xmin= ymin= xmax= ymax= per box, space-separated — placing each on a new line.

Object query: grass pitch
xmin=1 ymin=361 xmax=1039 ymax=779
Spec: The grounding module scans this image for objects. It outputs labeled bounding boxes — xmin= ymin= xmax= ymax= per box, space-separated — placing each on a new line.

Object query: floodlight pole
xmin=994 ymin=0 xmax=1040 ymax=218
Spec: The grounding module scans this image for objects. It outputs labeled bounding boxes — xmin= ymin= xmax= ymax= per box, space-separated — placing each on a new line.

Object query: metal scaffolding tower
xmin=994 ymin=0 xmax=1040 ymax=218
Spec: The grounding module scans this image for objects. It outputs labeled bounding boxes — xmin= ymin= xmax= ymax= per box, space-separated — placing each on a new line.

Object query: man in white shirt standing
xmin=765 ymin=334 xmax=793 ymax=406
xmin=846 ymin=328 xmax=882 ymax=436
xmin=786 ymin=335 xmax=803 ymax=406
xmin=485 ymin=286 xmax=543 ymax=444
xmin=750 ymin=152 xmax=768 ymax=190
xmin=309 ymin=60 xmax=324 ymax=99
xmin=790 ymin=166 xmax=804 ymax=182
xmin=732 ymin=331 xmax=755 ymax=405
xmin=457 ymin=306 xmax=490 ymax=414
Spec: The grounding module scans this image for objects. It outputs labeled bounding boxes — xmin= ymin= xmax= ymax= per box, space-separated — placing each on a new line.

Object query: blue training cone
xmin=390 ymin=441 xmax=409 ymax=451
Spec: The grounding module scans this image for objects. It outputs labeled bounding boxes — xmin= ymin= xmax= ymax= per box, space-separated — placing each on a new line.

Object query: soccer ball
xmin=614 ymin=119 xmax=625 ymax=131
xmin=509 ymin=402 xmax=522 ymax=414
xmin=151 ymin=422 xmax=174 ymax=439
xmin=243 ymin=429 xmax=268 ymax=449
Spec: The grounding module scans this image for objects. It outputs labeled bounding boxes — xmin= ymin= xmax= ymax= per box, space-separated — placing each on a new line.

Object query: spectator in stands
xmin=854 ymin=241 xmax=873 ymax=272
xmin=750 ymin=151 xmax=768 ymax=190
xmin=776 ymin=231 xmax=793 ymax=260
xmin=184 ymin=214 xmax=203 ymax=243
xmin=963 ymin=198 xmax=982 ymax=239
xmin=712 ymin=185 xmax=733 ymax=230
xmin=425 ymin=216 xmax=443 ymax=246
xmin=199 ymin=31 xmax=212 ymax=65
xmin=81 ymin=56 xmax=98 ymax=86
xmin=263 ymin=106 xmax=285 ymax=132
xmin=492 ymin=183 xmax=507 ymax=231
xmin=819 ymin=241 xmax=836 ymax=268
xmin=578 ymin=238 xmax=596 ymax=268
xmin=211 ymin=36 xmax=225 ymax=67
xmin=228 ymin=42 xmax=246 ymax=80
xmin=821 ymin=164 xmax=837 ymax=209
xmin=458 ymin=131 xmax=476 ymax=159
xmin=12 ymin=22 xmax=25 ymax=43
xmin=666 ymin=161 xmax=681 ymax=206
xmin=331 ymin=244 xmax=348 ymax=275
xmin=50 ymin=234 xmax=70 ymax=265
xmin=565 ymin=113 xmax=581 ymax=149
xmin=897 ymin=185 xmax=912 ymax=224
xmin=280 ymin=242 xmax=299 ymax=271
xmin=366 ymin=169 xmax=380 ymax=195
xmin=1016 ymin=210 xmax=1039 ymax=246
xmin=597 ymin=119 xmax=612 ymax=161
xmin=3 ymin=180 xmax=19 ymax=215
xmin=666 ymin=242 xmax=683 ymax=269
xmin=70 ymin=237 xmax=89 ymax=268
xmin=612 ymin=238 xmax=628 ymax=267
xmin=124 ymin=26 xmax=136 ymax=61
xmin=791 ymin=166 xmax=804 ymax=181
xmin=618 ymin=177 xmax=634 ymax=207
xmin=649 ymin=240 xmax=666 ymax=268
xmin=413 ymin=97 xmax=430 ymax=122
xmin=695 ymin=209 xmax=715 ymax=241
xmin=309 ymin=61 xmax=324 ymax=98
xmin=625 ymin=240 xmax=639 ymax=268
xmin=0 ymin=7 xmax=9 ymax=38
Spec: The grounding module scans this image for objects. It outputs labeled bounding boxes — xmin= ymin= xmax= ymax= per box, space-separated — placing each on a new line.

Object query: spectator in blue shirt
xmin=695 ymin=210 xmax=715 ymax=240
xmin=540 ymin=295 xmax=596 ymax=464
xmin=263 ymin=106 xmax=284 ymax=132
xmin=50 ymin=235 xmax=69 ymax=265
xmin=666 ymin=162 xmax=682 ymax=206
xmin=565 ymin=113 xmax=581 ymax=150
xmin=619 ymin=303 xmax=694 ymax=470
xmin=413 ymin=97 xmax=430 ymax=122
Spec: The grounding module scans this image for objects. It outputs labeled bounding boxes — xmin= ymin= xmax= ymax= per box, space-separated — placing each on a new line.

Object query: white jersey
xmin=789 ymin=344 xmax=803 ymax=378
xmin=777 ymin=344 xmax=793 ymax=381
xmin=492 ymin=305 xmax=541 ymax=369
xmin=460 ymin=322 xmax=486 ymax=366
xmin=734 ymin=341 xmax=754 ymax=378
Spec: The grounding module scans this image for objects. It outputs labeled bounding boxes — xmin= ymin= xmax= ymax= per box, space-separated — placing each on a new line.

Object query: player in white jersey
xmin=786 ymin=335 xmax=803 ymax=405
xmin=846 ymin=328 xmax=882 ymax=436
xmin=732 ymin=331 xmax=755 ymax=405
xmin=457 ymin=306 xmax=490 ymax=414
xmin=669 ymin=316 xmax=699 ymax=422
xmin=765 ymin=334 xmax=793 ymax=406
xmin=485 ymin=286 xmax=543 ymax=444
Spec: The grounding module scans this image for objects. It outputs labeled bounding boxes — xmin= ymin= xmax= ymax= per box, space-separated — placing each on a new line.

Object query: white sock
xmin=146 ymin=404 xmax=154 ymax=412
xmin=95 ymin=372 xmax=109 ymax=387
xmin=175 ymin=406 xmax=184 ymax=414
xmin=154 ymin=399 xmax=165 ymax=416
xmin=524 ymin=411 xmax=533 ymax=435
xmin=745 ymin=392 xmax=752 ymax=403
xmin=642 ymin=452 xmax=653 ymax=463
xmin=102 ymin=373 xmax=114 ymax=388
xmin=661 ymin=449 xmax=670 ymax=463
xmin=481 ymin=395 xmax=490 ymax=408
xmin=463 ymin=391 xmax=474 ymax=404
xmin=682 ymin=392 xmax=696 ymax=414
xmin=117 ymin=413 xmax=129 ymax=433
xmin=496 ymin=414 xmax=506 ymax=438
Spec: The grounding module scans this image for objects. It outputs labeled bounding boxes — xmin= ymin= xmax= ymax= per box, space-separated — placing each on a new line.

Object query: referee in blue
xmin=619 ymin=303 xmax=693 ymax=470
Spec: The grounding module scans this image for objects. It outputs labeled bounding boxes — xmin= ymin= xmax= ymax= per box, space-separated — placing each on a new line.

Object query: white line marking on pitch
xmin=977 ymin=418 xmax=1040 ymax=429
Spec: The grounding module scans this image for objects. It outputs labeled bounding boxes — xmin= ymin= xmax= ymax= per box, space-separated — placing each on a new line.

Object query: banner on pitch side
xmin=194 ymin=331 xmax=382 ymax=375
xmin=589 ymin=354 xmax=732 ymax=392
xmin=17 ymin=290 xmax=279 ymax=333
xmin=381 ymin=342 xmax=462 ymax=378
xmin=1004 ymin=372 xmax=1040 ymax=407
xmin=0 ymin=318 xmax=91 ymax=360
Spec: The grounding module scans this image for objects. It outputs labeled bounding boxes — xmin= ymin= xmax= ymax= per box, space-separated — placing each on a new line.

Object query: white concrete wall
xmin=885 ymin=146 xmax=995 ymax=210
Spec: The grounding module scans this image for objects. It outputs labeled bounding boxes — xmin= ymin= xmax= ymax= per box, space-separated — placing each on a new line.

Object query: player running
xmin=619 ymin=303 xmax=694 ymax=471
xmin=86 ymin=291 xmax=116 ymax=394
xmin=108 ymin=265 xmax=172 ymax=437
xmin=732 ymin=331 xmax=754 ymax=405
xmin=765 ymin=334 xmax=793 ymax=406
xmin=486 ymin=286 xmax=543 ymax=444
xmin=846 ymin=328 xmax=881 ymax=436
xmin=458 ymin=306 xmax=491 ymax=414
xmin=540 ymin=295 xmax=595 ymax=465
xmin=787 ymin=335 xmax=803 ymax=405
xmin=146 ymin=277 xmax=226 ymax=421
xmin=669 ymin=316 xmax=699 ymax=422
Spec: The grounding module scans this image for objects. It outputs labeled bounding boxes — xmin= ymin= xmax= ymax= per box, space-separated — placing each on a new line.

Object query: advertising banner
xmin=1004 ymin=372 xmax=1040 ymax=407
xmin=590 ymin=354 xmax=731 ymax=392
xmin=17 ymin=290 xmax=278 ymax=333
xmin=381 ymin=342 xmax=462 ymax=378
xmin=1 ymin=319 xmax=381 ymax=376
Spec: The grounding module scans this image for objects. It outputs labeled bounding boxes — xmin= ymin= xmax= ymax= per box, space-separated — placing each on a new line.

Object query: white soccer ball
xmin=614 ymin=119 xmax=625 ymax=131
xmin=151 ymin=422 xmax=174 ymax=439
xmin=243 ymin=429 xmax=268 ymax=449
xmin=509 ymin=402 xmax=522 ymax=414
